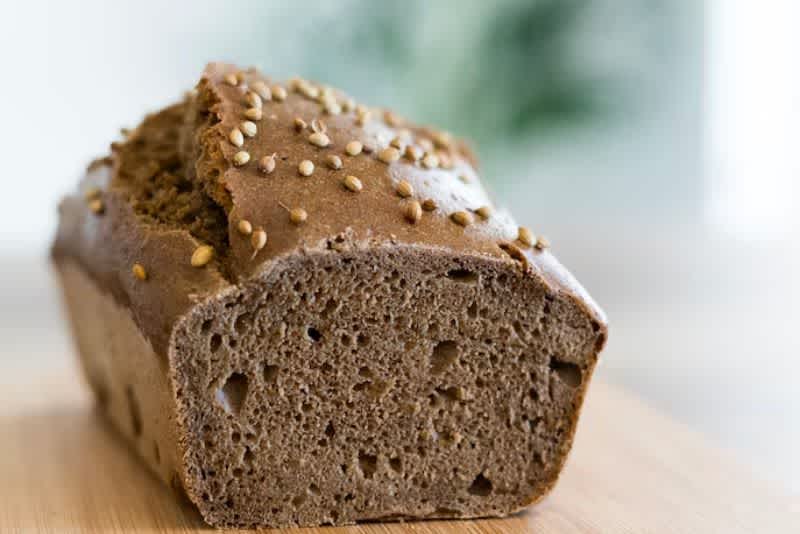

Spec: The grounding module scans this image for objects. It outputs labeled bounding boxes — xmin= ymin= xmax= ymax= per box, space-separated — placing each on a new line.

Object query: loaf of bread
xmin=52 ymin=63 xmax=607 ymax=528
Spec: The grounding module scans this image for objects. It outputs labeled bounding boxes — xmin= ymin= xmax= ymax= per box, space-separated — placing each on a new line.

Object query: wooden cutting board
xmin=0 ymin=367 xmax=796 ymax=533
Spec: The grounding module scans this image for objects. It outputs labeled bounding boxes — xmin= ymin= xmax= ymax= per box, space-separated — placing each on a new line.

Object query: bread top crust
xmin=52 ymin=62 xmax=606 ymax=353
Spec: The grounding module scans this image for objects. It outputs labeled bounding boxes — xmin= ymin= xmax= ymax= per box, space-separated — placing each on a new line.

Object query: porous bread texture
xmin=169 ymin=246 xmax=600 ymax=527
xmin=57 ymin=244 xmax=601 ymax=528
xmin=53 ymin=62 xmax=607 ymax=528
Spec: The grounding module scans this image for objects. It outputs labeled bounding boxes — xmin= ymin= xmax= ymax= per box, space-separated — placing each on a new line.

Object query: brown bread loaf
xmin=52 ymin=62 xmax=607 ymax=528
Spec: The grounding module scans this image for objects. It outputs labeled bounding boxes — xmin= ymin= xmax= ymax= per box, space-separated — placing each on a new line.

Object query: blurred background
xmin=1 ymin=0 xmax=797 ymax=494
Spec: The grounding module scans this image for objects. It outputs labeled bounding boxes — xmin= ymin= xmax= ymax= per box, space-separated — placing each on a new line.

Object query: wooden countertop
xmin=0 ymin=366 xmax=796 ymax=533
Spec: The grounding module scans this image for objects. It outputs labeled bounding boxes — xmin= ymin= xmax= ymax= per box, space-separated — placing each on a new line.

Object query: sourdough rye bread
xmin=52 ymin=63 xmax=607 ymax=528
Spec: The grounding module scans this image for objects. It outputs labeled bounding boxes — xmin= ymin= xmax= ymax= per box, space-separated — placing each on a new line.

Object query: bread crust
xmin=52 ymin=62 xmax=607 ymax=528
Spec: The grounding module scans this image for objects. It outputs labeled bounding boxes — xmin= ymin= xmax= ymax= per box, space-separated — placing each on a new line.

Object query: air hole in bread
xmin=512 ymin=320 xmax=525 ymax=339
xmin=210 ymin=334 xmax=222 ymax=353
xmin=153 ymin=441 xmax=160 ymax=464
xmin=437 ymin=385 xmax=466 ymax=402
xmin=446 ymin=269 xmax=478 ymax=284
xmin=201 ymin=319 xmax=212 ymax=333
xmin=234 ymin=313 xmax=251 ymax=333
xmin=389 ymin=457 xmax=402 ymax=473
xmin=125 ymin=385 xmax=142 ymax=437
xmin=358 ymin=452 xmax=378 ymax=479
xmin=217 ymin=372 xmax=249 ymax=415
xmin=430 ymin=341 xmax=459 ymax=375
xmin=324 ymin=421 xmax=336 ymax=437
xmin=322 ymin=298 xmax=339 ymax=317
xmin=292 ymin=494 xmax=306 ymax=507
xmin=467 ymin=302 xmax=478 ymax=318
xmin=550 ymin=359 xmax=582 ymax=388
xmin=263 ymin=364 xmax=279 ymax=383
xmin=468 ymin=473 xmax=493 ymax=496
xmin=306 ymin=327 xmax=322 ymax=342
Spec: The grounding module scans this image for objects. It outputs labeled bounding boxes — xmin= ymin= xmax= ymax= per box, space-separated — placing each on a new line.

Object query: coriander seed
xmin=378 ymin=147 xmax=400 ymax=164
xmin=132 ymin=263 xmax=147 ymax=281
xmin=298 ymin=160 xmax=314 ymax=176
xmin=404 ymin=200 xmax=422 ymax=223
xmin=395 ymin=180 xmax=413 ymax=198
xmin=258 ymin=154 xmax=276 ymax=174
xmin=191 ymin=245 xmax=214 ymax=267
xmin=229 ymin=128 xmax=244 ymax=147
xmin=343 ymin=175 xmax=363 ymax=192
xmin=345 ymin=140 xmax=363 ymax=156
xmin=450 ymin=211 xmax=472 ymax=227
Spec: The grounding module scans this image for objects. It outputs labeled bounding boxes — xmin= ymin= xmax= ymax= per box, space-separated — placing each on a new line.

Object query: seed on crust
xmin=294 ymin=117 xmax=307 ymax=132
xmin=229 ymin=128 xmax=244 ymax=147
xmin=251 ymin=229 xmax=267 ymax=253
xmin=240 ymin=121 xmax=257 ymax=138
xmin=88 ymin=198 xmax=104 ymax=214
xmin=191 ymin=245 xmax=214 ymax=267
xmin=345 ymin=140 xmax=363 ymax=156
xmin=323 ymin=100 xmax=342 ymax=115
xmin=474 ymin=206 xmax=492 ymax=220
xmin=342 ymin=175 xmax=363 ymax=192
xmin=390 ymin=136 xmax=404 ymax=149
xmin=383 ymin=110 xmax=401 ymax=127
xmin=422 ymin=153 xmax=439 ymax=169
xmin=310 ymin=118 xmax=327 ymax=134
xmin=223 ymin=73 xmax=239 ymax=86
xmin=245 ymin=91 xmax=262 ymax=109
xmin=404 ymin=200 xmax=422 ymax=223
xmin=84 ymin=187 xmax=102 ymax=201
xmin=298 ymin=160 xmax=314 ymax=176
xmin=395 ymin=180 xmax=413 ymax=198
xmin=458 ymin=174 xmax=470 ymax=184
xmin=272 ymin=85 xmax=287 ymax=101
xmin=439 ymin=152 xmax=455 ymax=169
xmin=326 ymin=154 xmax=343 ymax=170
xmin=258 ymin=153 xmax=277 ymax=174
xmin=432 ymin=131 xmax=452 ymax=149
xmin=517 ymin=226 xmax=535 ymax=247
xmin=535 ymin=235 xmax=550 ymax=250
xmin=244 ymin=107 xmax=263 ymax=121
xmin=404 ymin=145 xmax=422 ymax=162
xmin=378 ymin=147 xmax=400 ymax=164
xmin=418 ymin=138 xmax=434 ymax=151
xmin=237 ymin=219 xmax=253 ymax=235
xmin=450 ymin=211 xmax=472 ymax=227
xmin=233 ymin=151 xmax=250 ymax=166
xmin=131 ymin=263 xmax=147 ymax=281
xmin=499 ymin=242 xmax=528 ymax=268
xmin=250 ymin=81 xmax=272 ymax=101
xmin=308 ymin=132 xmax=331 ymax=147
xmin=290 ymin=207 xmax=307 ymax=224
xmin=356 ymin=107 xmax=371 ymax=126
xmin=421 ymin=198 xmax=437 ymax=211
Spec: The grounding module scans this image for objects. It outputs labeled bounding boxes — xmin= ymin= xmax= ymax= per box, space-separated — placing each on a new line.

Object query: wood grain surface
xmin=0 ymin=366 xmax=796 ymax=534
